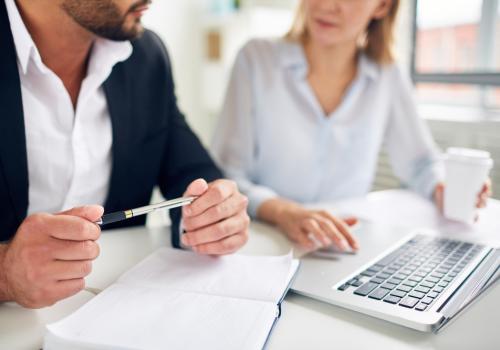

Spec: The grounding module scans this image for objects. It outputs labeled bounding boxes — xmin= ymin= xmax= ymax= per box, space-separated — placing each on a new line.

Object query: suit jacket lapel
xmin=103 ymin=63 xmax=132 ymax=210
xmin=0 ymin=0 xmax=29 ymax=222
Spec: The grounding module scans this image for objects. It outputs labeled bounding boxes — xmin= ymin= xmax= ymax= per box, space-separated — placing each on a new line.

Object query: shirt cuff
xmin=247 ymin=186 xmax=279 ymax=218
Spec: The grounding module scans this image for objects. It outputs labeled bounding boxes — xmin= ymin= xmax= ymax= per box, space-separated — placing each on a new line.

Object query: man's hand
xmin=180 ymin=179 xmax=250 ymax=255
xmin=0 ymin=205 xmax=103 ymax=308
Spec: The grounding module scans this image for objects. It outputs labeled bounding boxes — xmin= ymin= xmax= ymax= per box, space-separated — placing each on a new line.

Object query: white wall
xmin=143 ymin=1 xmax=414 ymax=146
xmin=142 ymin=1 xmax=206 ymax=141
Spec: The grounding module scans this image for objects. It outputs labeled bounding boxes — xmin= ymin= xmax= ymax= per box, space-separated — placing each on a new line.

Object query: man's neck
xmin=15 ymin=0 xmax=95 ymax=107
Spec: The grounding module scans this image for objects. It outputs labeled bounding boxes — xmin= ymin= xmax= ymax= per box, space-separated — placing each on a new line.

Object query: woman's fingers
xmin=315 ymin=217 xmax=350 ymax=251
xmin=343 ymin=217 xmax=358 ymax=227
xmin=476 ymin=180 xmax=492 ymax=209
xmin=434 ymin=183 xmax=445 ymax=213
xmin=302 ymin=218 xmax=331 ymax=248
xmin=319 ymin=212 xmax=358 ymax=251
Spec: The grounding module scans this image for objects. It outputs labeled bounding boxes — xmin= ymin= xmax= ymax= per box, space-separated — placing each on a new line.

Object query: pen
xmin=95 ymin=196 xmax=197 ymax=226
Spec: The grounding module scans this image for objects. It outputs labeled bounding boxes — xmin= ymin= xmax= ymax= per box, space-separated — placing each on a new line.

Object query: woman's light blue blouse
xmin=211 ymin=39 xmax=443 ymax=217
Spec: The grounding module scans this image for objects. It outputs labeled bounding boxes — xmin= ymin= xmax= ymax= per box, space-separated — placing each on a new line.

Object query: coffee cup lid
xmin=444 ymin=147 xmax=493 ymax=167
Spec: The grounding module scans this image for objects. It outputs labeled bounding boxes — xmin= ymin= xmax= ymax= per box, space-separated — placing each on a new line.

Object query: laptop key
xmin=408 ymin=275 xmax=423 ymax=283
xmin=390 ymin=290 xmax=407 ymax=298
xmin=426 ymin=276 xmax=440 ymax=283
xmin=420 ymin=281 xmax=435 ymax=288
xmin=377 ymin=272 xmax=392 ymax=280
xmin=414 ymin=286 xmax=431 ymax=294
xmin=368 ymin=287 xmax=391 ymax=300
xmin=396 ymin=285 xmax=412 ymax=293
xmin=415 ymin=302 xmax=428 ymax=311
xmin=399 ymin=296 xmax=419 ymax=309
xmin=352 ymin=280 xmax=364 ymax=287
xmin=338 ymin=284 xmax=350 ymax=291
xmin=402 ymin=280 xmax=418 ymax=287
xmin=381 ymin=282 xmax=397 ymax=290
xmin=408 ymin=291 xmax=426 ymax=299
xmin=361 ymin=270 xmax=377 ymax=277
xmin=354 ymin=282 xmax=378 ymax=296
xmin=428 ymin=291 xmax=439 ymax=299
xmin=421 ymin=297 xmax=433 ymax=305
xmin=376 ymin=250 xmax=404 ymax=266
xmin=393 ymin=273 xmax=408 ymax=280
xmin=370 ymin=277 xmax=385 ymax=284
xmin=347 ymin=278 xmax=358 ymax=285
xmin=387 ymin=278 xmax=401 ymax=285
xmin=383 ymin=295 xmax=401 ymax=304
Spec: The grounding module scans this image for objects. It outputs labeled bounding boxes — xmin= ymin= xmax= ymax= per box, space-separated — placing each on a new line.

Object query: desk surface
xmin=1 ymin=191 xmax=499 ymax=350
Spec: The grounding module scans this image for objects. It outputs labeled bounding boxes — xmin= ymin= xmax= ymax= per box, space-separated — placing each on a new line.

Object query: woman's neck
xmin=304 ymin=39 xmax=358 ymax=78
xmin=302 ymin=39 xmax=360 ymax=117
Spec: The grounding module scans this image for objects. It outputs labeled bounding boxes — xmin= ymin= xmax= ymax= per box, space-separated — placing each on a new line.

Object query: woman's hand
xmin=257 ymin=198 xmax=358 ymax=252
xmin=434 ymin=179 xmax=492 ymax=213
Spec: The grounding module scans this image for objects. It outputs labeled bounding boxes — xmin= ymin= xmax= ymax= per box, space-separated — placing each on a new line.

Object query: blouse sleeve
xmin=384 ymin=66 xmax=444 ymax=199
xmin=210 ymin=44 xmax=278 ymax=217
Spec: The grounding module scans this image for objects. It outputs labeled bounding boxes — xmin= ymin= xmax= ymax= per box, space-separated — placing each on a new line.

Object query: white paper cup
xmin=443 ymin=148 xmax=493 ymax=223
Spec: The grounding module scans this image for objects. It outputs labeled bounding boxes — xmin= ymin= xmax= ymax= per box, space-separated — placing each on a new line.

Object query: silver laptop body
xmin=291 ymin=222 xmax=499 ymax=332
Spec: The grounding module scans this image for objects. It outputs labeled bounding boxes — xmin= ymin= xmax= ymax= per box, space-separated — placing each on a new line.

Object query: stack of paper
xmin=44 ymin=248 xmax=299 ymax=350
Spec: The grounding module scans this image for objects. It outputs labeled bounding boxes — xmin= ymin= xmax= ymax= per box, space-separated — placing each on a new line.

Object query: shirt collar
xmin=5 ymin=0 xmax=35 ymax=75
xmin=279 ymin=39 xmax=380 ymax=81
xmin=5 ymin=0 xmax=132 ymax=77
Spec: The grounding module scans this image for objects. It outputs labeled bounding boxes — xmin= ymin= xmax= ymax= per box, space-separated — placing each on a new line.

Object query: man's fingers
xmin=193 ymin=231 xmax=248 ymax=256
xmin=22 ymin=214 xmax=99 ymax=241
xmin=184 ymin=180 xmax=237 ymax=217
xmin=39 ymin=214 xmax=101 ymax=241
xmin=50 ymin=239 xmax=100 ymax=261
xmin=183 ymin=178 xmax=209 ymax=197
xmin=183 ymin=194 xmax=248 ymax=232
xmin=49 ymin=260 xmax=94 ymax=280
xmin=182 ymin=211 xmax=249 ymax=247
xmin=50 ymin=278 xmax=86 ymax=303
xmin=58 ymin=205 xmax=104 ymax=222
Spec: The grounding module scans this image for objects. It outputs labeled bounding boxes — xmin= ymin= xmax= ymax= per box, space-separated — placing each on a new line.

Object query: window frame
xmin=410 ymin=0 xmax=500 ymax=87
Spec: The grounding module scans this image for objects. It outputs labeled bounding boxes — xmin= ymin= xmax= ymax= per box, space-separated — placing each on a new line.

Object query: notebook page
xmin=116 ymin=247 xmax=295 ymax=303
xmin=45 ymin=284 xmax=277 ymax=350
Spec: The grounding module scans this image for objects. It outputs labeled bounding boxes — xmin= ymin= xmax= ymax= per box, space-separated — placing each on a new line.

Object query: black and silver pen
xmin=95 ymin=196 xmax=196 ymax=226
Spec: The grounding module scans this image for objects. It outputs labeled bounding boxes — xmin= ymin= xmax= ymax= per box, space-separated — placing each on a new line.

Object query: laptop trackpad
xmin=291 ymin=221 xmax=414 ymax=295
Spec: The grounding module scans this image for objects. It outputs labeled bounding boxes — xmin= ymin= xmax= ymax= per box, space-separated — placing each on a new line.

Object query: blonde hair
xmin=285 ymin=0 xmax=400 ymax=65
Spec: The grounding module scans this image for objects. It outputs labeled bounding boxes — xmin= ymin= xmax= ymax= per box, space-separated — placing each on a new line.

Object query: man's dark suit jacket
xmin=0 ymin=1 xmax=223 ymax=247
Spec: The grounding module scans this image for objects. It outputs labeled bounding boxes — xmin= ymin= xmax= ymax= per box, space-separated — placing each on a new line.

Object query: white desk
xmin=1 ymin=191 xmax=499 ymax=349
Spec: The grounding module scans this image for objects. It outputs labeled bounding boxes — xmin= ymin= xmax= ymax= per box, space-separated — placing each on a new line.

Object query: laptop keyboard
xmin=337 ymin=234 xmax=484 ymax=311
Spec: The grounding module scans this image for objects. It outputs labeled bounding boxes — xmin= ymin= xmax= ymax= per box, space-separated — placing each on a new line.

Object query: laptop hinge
xmin=438 ymin=248 xmax=499 ymax=320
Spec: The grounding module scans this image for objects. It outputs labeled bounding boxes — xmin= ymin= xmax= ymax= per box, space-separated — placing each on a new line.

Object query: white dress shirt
xmin=212 ymin=39 xmax=443 ymax=217
xmin=6 ymin=0 xmax=132 ymax=215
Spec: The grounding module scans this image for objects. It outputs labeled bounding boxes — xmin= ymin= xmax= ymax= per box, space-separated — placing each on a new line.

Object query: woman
xmin=211 ymin=0 xmax=491 ymax=252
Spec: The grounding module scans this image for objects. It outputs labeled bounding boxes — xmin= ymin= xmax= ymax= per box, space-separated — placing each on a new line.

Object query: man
xmin=0 ymin=0 xmax=250 ymax=308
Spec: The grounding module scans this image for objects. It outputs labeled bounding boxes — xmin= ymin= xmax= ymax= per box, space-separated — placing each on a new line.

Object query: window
xmin=412 ymin=0 xmax=500 ymax=114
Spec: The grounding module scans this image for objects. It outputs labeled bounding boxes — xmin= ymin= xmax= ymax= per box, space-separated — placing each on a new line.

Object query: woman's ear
xmin=372 ymin=0 xmax=393 ymax=20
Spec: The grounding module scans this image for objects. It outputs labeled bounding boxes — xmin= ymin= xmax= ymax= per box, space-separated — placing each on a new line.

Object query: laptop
xmin=291 ymin=221 xmax=500 ymax=332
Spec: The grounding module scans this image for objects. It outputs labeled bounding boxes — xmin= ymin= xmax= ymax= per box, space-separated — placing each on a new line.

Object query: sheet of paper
xmin=45 ymin=285 xmax=277 ymax=350
xmin=117 ymin=247 xmax=297 ymax=303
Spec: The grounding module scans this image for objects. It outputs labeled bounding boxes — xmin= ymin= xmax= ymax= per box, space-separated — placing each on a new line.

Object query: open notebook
xmin=44 ymin=248 xmax=300 ymax=350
